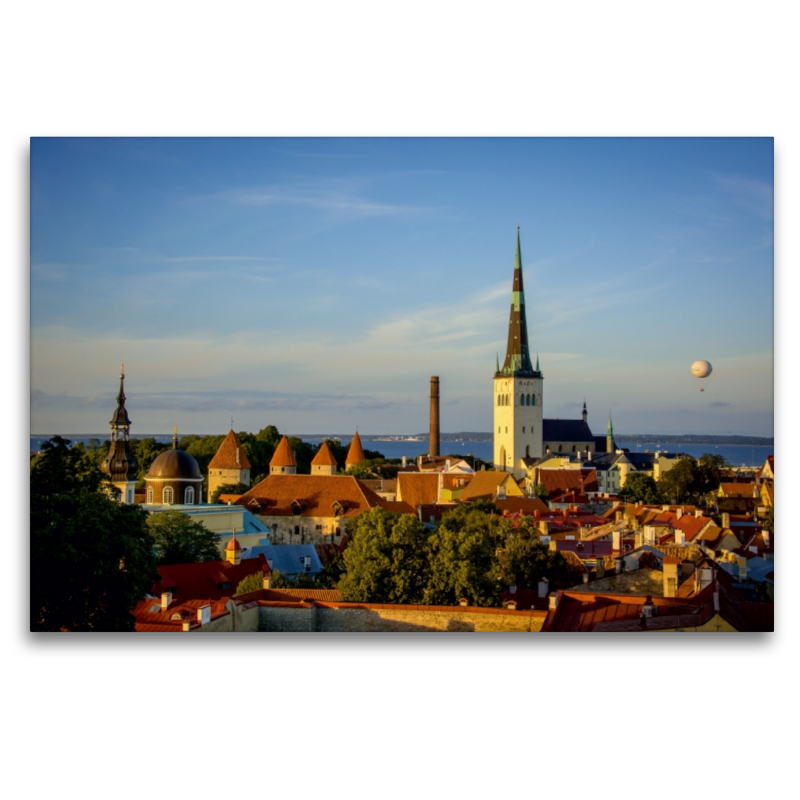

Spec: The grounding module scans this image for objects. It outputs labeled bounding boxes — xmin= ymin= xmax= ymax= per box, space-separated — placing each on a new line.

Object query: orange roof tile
xmin=345 ymin=431 xmax=365 ymax=466
xmin=456 ymin=471 xmax=521 ymax=502
xmin=396 ymin=472 xmax=440 ymax=507
xmin=208 ymin=429 xmax=252 ymax=470
xmin=311 ymin=441 xmax=338 ymax=467
xmin=270 ymin=435 xmax=297 ymax=467
xmin=235 ymin=474 xmax=382 ymax=519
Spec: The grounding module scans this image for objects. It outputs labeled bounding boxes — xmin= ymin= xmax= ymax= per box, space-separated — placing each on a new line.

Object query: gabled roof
xmin=542 ymin=419 xmax=595 ymax=443
xmin=208 ymin=429 xmax=252 ymax=470
xmin=396 ymin=472 xmax=440 ymax=507
xmin=456 ymin=471 xmax=522 ymax=502
xmin=270 ymin=435 xmax=297 ymax=467
xmin=235 ymin=474 xmax=382 ymax=518
xmin=311 ymin=441 xmax=338 ymax=467
xmin=345 ymin=432 xmax=365 ymax=466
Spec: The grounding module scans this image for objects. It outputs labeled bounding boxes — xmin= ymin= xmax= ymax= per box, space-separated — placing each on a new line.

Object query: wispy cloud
xmin=218 ymin=181 xmax=435 ymax=218
xmin=713 ymin=173 xmax=773 ymax=221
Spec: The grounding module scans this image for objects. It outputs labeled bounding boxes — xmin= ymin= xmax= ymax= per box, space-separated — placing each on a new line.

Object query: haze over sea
xmin=30 ymin=435 xmax=773 ymax=469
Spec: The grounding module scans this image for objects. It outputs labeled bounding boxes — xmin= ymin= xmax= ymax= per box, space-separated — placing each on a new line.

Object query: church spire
xmin=110 ymin=363 xmax=132 ymax=430
xmin=606 ymin=412 xmax=614 ymax=453
xmin=498 ymin=228 xmax=536 ymax=377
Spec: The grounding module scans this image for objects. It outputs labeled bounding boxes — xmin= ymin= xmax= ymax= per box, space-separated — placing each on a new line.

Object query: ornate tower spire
xmin=582 ymin=399 xmax=588 ymax=424
xmin=497 ymin=228 xmax=537 ymax=377
xmin=101 ymin=364 xmax=138 ymax=502
xmin=606 ymin=412 xmax=614 ymax=453
xmin=173 ymin=425 xmax=179 ymax=450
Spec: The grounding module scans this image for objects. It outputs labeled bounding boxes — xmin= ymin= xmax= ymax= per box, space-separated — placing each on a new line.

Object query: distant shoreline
xmin=31 ymin=432 xmax=774 ymax=447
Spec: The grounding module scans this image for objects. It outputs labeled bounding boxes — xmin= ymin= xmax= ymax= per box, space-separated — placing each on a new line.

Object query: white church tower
xmin=493 ymin=229 xmax=544 ymax=479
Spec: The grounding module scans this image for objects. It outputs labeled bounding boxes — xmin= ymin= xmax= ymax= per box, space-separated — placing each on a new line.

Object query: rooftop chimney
xmin=197 ymin=604 xmax=211 ymax=625
xmin=722 ymin=512 xmax=731 ymax=529
xmin=538 ymin=578 xmax=549 ymax=598
xmin=161 ymin=592 xmax=173 ymax=612
xmin=429 ymin=376 xmax=440 ymax=458
xmin=263 ymin=575 xmax=272 ymax=590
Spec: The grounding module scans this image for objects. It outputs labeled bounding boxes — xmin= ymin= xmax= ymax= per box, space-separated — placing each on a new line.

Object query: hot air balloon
xmin=691 ymin=360 xmax=712 ymax=392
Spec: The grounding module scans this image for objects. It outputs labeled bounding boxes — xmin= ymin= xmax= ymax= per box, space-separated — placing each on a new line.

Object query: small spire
xmin=607 ymin=412 xmax=614 ymax=436
xmin=173 ymin=425 xmax=178 ymax=449
xmin=496 ymin=352 xmax=500 ymax=373
xmin=535 ymin=352 xmax=540 ymax=372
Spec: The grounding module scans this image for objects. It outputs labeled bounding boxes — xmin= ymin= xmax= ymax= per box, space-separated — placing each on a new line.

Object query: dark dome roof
xmin=146 ymin=449 xmax=202 ymax=480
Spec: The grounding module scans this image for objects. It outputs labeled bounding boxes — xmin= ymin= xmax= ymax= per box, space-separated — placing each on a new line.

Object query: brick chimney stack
xmin=429 ymin=376 xmax=440 ymax=457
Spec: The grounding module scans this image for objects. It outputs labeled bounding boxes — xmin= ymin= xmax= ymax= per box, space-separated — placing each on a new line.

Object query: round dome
xmin=146 ymin=449 xmax=202 ymax=480
xmin=691 ymin=360 xmax=712 ymax=378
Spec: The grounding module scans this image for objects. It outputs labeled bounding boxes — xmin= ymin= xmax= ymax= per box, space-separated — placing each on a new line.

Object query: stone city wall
xmin=257 ymin=603 xmax=545 ymax=632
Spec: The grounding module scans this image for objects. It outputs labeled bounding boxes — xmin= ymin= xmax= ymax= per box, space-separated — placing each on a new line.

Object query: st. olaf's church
xmin=494 ymin=229 xmax=615 ymax=479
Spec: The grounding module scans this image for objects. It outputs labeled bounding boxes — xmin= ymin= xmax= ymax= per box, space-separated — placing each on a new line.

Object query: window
xmin=163 ymin=486 xmax=173 ymax=504
xmin=558 ymin=445 xmax=563 ymax=453
xmin=522 ymin=426 xmax=525 ymax=433
xmin=146 ymin=487 xmax=153 ymax=504
xmin=184 ymin=486 xmax=194 ymax=505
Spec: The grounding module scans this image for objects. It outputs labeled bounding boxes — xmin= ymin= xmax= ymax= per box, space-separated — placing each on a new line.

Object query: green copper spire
xmin=607 ymin=412 xmax=614 ymax=436
xmin=496 ymin=352 xmax=500 ymax=373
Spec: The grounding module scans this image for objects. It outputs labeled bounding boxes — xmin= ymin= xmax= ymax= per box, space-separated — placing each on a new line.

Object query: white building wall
xmin=493 ymin=376 xmax=544 ymax=479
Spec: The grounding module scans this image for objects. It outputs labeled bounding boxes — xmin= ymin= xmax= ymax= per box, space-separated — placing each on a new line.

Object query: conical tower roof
xmin=209 ymin=429 xmax=252 ymax=469
xmin=498 ymin=229 xmax=537 ymax=377
xmin=345 ymin=431 xmax=365 ymax=466
xmin=311 ymin=441 xmax=338 ymax=467
xmin=225 ymin=529 xmax=242 ymax=552
xmin=270 ymin=435 xmax=297 ymax=468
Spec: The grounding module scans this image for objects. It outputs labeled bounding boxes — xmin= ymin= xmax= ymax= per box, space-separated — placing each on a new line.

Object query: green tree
xmin=129 ymin=437 xmax=170 ymax=488
xmin=424 ymin=506 xmax=502 ymax=607
xmin=337 ymin=508 xmax=431 ymax=603
xmin=658 ymin=457 xmax=698 ymax=504
xmin=534 ymin=482 xmax=550 ymax=501
xmin=31 ymin=436 xmax=158 ymax=631
xmin=235 ymin=572 xmax=265 ymax=595
xmin=696 ymin=453 xmax=728 ymax=495
xmin=270 ymin=569 xmax=317 ymax=589
xmin=497 ymin=534 xmax=571 ymax=590
xmin=619 ymin=473 xmax=664 ymax=504
xmin=146 ymin=509 xmax=221 ymax=565
xmin=210 ymin=482 xmax=251 ymax=504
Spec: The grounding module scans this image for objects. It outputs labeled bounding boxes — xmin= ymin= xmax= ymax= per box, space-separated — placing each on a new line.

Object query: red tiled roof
xmin=235 ymin=474 xmax=382 ymax=519
xmin=442 ymin=473 xmax=474 ymax=491
xmin=152 ymin=560 xmax=267 ymax=602
xmin=270 ymin=435 xmax=297 ymax=467
xmin=496 ymin=497 xmax=550 ymax=515
xmin=345 ymin=432 xmax=365 ymax=466
xmin=536 ymin=468 xmax=599 ymax=494
xmin=719 ymin=483 xmax=758 ymax=498
xmin=208 ymin=429 xmax=252 ymax=470
xmin=311 ymin=441 xmax=338 ymax=467
xmin=397 ymin=472 xmax=440 ymax=507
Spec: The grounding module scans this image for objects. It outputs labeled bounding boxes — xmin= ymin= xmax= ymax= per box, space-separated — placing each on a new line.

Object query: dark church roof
xmin=542 ymin=419 xmax=595 ymax=443
xmin=147 ymin=449 xmax=202 ymax=480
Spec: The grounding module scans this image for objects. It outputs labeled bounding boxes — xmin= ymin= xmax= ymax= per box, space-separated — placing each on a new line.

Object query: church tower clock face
xmin=493 ymin=229 xmax=543 ymax=479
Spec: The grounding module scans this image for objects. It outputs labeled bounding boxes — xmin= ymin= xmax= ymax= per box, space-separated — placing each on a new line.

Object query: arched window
xmin=532 ymin=394 xmax=536 ymax=406
xmin=146 ymin=487 xmax=153 ymax=504
xmin=526 ymin=445 xmax=530 ymax=457
xmin=524 ymin=393 xmax=529 ymax=405
xmin=558 ymin=445 xmax=563 ymax=453
xmin=163 ymin=486 xmax=173 ymax=504
xmin=184 ymin=486 xmax=194 ymax=505
xmin=572 ymin=445 xmax=576 ymax=452
xmin=522 ymin=426 xmax=526 ymax=433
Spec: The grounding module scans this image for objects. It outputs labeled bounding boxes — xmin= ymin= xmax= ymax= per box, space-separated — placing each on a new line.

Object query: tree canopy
xmin=337 ymin=508 xmax=431 ymax=603
xmin=619 ymin=473 xmax=663 ymax=504
xmin=423 ymin=506 xmax=502 ymax=607
xmin=497 ymin=531 xmax=571 ymax=590
xmin=30 ymin=436 xmax=158 ymax=631
xmin=146 ymin=509 xmax=221 ymax=565
xmin=659 ymin=453 xmax=729 ymax=504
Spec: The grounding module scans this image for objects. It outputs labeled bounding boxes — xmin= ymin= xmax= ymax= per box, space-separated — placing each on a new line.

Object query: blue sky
xmin=30 ymin=137 xmax=774 ymax=436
